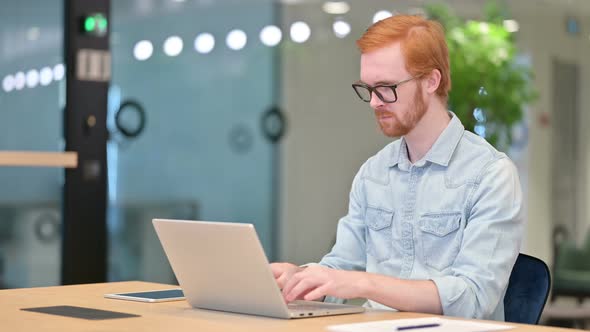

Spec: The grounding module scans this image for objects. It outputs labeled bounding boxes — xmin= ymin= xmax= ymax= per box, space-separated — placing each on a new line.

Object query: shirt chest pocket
xmin=419 ymin=213 xmax=463 ymax=271
xmin=365 ymin=206 xmax=394 ymax=263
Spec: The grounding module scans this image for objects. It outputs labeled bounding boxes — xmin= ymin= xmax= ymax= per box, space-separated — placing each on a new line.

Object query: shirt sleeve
xmin=430 ymin=156 xmax=523 ymax=319
xmin=318 ymin=164 xmax=368 ymax=272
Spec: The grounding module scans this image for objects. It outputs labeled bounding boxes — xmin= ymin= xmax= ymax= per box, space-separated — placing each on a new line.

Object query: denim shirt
xmin=318 ymin=113 xmax=523 ymax=321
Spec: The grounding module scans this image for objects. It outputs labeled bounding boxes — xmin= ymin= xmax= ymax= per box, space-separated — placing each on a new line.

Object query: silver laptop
xmin=152 ymin=219 xmax=365 ymax=319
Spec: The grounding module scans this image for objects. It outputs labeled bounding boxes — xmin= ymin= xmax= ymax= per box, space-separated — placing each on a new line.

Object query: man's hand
xmin=270 ymin=262 xmax=305 ymax=290
xmin=281 ymin=265 xmax=367 ymax=302
xmin=274 ymin=264 xmax=442 ymax=314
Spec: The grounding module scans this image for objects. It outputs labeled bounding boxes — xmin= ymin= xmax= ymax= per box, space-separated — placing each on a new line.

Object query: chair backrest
xmin=504 ymin=253 xmax=551 ymax=324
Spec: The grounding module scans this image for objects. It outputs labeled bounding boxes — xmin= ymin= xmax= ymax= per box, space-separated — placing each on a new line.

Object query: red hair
xmin=357 ymin=15 xmax=451 ymax=102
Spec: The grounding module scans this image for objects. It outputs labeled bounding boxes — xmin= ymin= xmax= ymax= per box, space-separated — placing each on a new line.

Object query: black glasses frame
xmin=352 ymin=76 xmax=419 ymax=103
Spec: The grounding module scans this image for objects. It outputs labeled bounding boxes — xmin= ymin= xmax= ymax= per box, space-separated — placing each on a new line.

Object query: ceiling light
xmin=373 ymin=10 xmax=392 ymax=23
xmin=133 ymin=40 xmax=154 ymax=60
xmin=2 ymin=75 xmax=15 ymax=92
xmin=53 ymin=64 xmax=65 ymax=81
xmin=333 ymin=20 xmax=351 ymax=38
xmin=163 ymin=36 xmax=184 ymax=56
xmin=290 ymin=21 xmax=311 ymax=43
xmin=322 ymin=2 xmax=350 ymax=15
xmin=194 ymin=33 xmax=215 ymax=54
xmin=14 ymin=72 xmax=25 ymax=90
xmin=260 ymin=25 xmax=282 ymax=47
xmin=226 ymin=29 xmax=247 ymax=50
xmin=39 ymin=67 xmax=53 ymax=86
xmin=26 ymin=69 xmax=39 ymax=88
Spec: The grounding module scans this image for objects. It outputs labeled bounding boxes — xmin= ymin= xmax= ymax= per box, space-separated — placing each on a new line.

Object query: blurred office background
xmin=0 ymin=0 xmax=589 ymax=327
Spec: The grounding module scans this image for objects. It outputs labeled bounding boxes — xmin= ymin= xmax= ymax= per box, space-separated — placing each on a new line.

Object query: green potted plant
xmin=426 ymin=3 xmax=537 ymax=149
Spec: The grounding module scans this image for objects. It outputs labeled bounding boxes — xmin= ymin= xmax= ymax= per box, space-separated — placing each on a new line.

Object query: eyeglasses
xmin=352 ymin=76 xmax=419 ymax=103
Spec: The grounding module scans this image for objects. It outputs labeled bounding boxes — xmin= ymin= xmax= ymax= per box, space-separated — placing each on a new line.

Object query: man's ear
xmin=425 ymin=69 xmax=442 ymax=94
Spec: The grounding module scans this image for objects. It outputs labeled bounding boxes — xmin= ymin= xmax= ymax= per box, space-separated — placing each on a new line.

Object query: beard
xmin=376 ymin=84 xmax=428 ymax=137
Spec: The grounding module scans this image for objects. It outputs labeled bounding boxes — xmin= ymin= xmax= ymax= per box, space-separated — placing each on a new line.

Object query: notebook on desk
xmin=327 ymin=317 xmax=514 ymax=332
xmin=152 ymin=218 xmax=365 ymax=319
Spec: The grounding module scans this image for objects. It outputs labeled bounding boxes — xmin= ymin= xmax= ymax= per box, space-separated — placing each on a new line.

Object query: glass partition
xmin=0 ymin=0 xmax=64 ymax=288
xmin=107 ymin=0 xmax=279 ymax=283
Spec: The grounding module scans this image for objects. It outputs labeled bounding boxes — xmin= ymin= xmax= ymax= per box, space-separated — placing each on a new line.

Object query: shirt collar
xmin=389 ymin=112 xmax=464 ymax=168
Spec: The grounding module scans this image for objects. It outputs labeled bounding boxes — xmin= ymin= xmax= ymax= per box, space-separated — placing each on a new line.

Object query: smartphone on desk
xmin=104 ymin=289 xmax=185 ymax=303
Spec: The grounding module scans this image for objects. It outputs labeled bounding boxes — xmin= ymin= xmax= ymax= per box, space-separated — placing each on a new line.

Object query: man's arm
xmin=282 ymin=265 xmax=442 ymax=314
xmin=364 ymin=274 xmax=442 ymax=314
xmin=430 ymin=157 xmax=523 ymax=318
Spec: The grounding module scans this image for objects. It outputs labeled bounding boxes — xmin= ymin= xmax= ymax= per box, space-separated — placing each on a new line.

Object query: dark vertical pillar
xmin=62 ymin=0 xmax=110 ymax=284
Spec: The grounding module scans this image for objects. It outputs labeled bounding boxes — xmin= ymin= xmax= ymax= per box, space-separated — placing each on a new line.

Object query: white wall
xmin=510 ymin=1 xmax=590 ymax=262
xmin=277 ymin=0 xmax=590 ymax=266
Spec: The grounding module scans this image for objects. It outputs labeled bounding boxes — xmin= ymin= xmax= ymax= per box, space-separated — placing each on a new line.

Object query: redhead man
xmin=271 ymin=15 xmax=522 ymax=321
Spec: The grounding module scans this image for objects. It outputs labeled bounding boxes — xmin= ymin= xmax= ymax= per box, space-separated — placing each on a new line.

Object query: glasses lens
xmin=353 ymin=85 xmax=371 ymax=102
xmin=375 ymin=86 xmax=397 ymax=103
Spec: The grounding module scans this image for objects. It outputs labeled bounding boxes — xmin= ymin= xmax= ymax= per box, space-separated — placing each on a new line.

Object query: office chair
xmin=504 ymin=253 xmax=551 ymax=325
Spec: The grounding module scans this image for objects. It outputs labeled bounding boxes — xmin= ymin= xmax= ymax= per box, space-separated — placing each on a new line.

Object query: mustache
xmin=375 ymin=110 xmax=396 ymax=117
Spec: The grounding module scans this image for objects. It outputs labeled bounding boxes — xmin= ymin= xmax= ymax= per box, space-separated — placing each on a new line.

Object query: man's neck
xmin=404 ymin=102 xmax=451 ymax=164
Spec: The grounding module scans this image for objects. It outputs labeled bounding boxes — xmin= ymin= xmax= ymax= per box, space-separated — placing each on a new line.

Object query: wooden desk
xmin=0 ymin=281 xmax=581 ymax=331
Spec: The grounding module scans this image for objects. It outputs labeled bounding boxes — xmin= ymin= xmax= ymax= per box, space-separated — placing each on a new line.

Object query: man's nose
xmin=369 ymin=92 xmax=384 ymax=109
